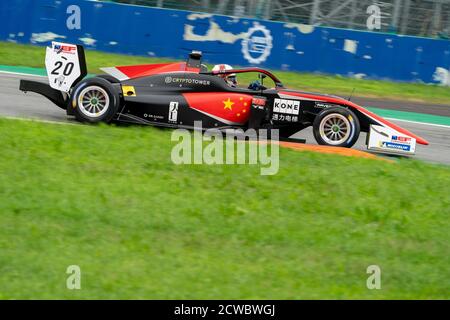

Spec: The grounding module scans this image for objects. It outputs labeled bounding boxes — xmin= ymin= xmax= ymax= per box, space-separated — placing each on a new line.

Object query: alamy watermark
xmin=366 ymin=265 xmax=381 ymax=290
xmin=66 ymin=5 xmax=81 ymax=30
xmin=66 ymin=265 xmax=81 ymax=290
xmin=366 ymin=5 xmax=381 ymax=31
xmin=171 ymin=121 xmax=279 ymax=175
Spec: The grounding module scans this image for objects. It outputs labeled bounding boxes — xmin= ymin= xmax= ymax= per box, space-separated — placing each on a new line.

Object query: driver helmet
xmin=212 ymin=64 xmax=237 ymax=87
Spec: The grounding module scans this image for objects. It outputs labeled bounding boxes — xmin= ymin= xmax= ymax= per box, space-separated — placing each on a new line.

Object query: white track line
xmin=385 ymin=117 xmax=450 ymax=129
xmin=0 ymin=70 xmax=46 ymax=78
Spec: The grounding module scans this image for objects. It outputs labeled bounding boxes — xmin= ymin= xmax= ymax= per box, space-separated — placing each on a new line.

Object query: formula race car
xmin=19 ymin=42 xmax=428 ymax=155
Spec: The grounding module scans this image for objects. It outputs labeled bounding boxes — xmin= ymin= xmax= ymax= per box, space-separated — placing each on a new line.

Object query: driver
xmin=212 ymin=64 xmax=238 ymax=87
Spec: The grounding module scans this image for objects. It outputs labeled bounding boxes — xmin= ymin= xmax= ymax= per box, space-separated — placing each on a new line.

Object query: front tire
xmin=313 ymin=107 xmax=360 ymax=148
xmin=71 ymin=77 xmax=120 ymax=123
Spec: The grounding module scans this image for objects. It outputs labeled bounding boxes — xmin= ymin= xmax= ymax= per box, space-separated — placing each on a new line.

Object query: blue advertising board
xmin=1 ymin=0 xmax=449 ymax=84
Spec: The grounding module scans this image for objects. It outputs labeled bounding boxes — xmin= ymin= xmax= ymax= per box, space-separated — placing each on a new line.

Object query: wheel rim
xmin=78 ymin=86 xmax=110 ymax=118
xmin=319 ymin=113 xmax=351 ymax=145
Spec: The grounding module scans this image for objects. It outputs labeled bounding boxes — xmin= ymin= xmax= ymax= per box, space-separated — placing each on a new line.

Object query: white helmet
xmin=212 ymin=64 xmax=237 ymax=87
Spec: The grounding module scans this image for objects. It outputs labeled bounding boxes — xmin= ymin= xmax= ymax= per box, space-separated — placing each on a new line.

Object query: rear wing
xmin=45 ymin=42 xmax=87 ymax=92
xmin=19 ymin=42 xmax=87 ymax=109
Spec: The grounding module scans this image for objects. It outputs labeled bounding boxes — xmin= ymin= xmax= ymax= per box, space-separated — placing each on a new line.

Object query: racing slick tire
xmin=313 ymin=107 xmax=360 ymax=148
xmin=71 ymin=77 xmax=120 ymax=123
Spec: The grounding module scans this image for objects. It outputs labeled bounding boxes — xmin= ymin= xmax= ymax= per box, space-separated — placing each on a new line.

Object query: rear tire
xmin=313 ymin=107 xmax=360 ymax=148
xmin=71 ymin=77 xmax=120 ymax=123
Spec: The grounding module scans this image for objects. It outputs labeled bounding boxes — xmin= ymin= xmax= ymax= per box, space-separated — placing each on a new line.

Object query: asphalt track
xmin=1 ymin=72 xmax=449 ymax=165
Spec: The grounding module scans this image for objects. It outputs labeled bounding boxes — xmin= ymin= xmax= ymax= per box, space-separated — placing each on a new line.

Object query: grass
xmin=1 ymin=42 xmax=450 ymax=104
xmin=0 ymin=118 xmax=449 ymax=299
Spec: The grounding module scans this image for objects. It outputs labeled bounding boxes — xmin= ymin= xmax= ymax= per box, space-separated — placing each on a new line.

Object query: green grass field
xmin=1 ymin=42 xmax=450 ymax=104
xmin=0 ymin=118 xmax=449 ymax=299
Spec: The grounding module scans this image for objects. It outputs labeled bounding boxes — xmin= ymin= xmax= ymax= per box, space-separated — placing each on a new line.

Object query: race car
xmin=19 ymin=42 xmax=428 ymax=155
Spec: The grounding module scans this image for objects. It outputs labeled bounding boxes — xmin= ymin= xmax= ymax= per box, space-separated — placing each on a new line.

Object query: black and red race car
xmin=19 ymin=42 xmax=428 ymax=154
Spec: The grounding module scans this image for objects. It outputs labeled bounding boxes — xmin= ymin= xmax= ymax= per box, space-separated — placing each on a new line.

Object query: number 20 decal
xmin=51 ymin=61 xmax=74 ymax=76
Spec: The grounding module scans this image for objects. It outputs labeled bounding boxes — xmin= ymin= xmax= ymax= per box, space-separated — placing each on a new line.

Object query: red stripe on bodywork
xmin=114 ymin=62 xmax=199 ymax=79
xmin=279 ymin=91 xmax=429 ymax=145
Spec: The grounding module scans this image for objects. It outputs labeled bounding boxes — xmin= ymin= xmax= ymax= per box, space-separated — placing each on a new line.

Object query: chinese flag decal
xmin=183 ymin=93 xmax=253 ymax=125
xmin=223 ymin=98 xmax=234 ymax=110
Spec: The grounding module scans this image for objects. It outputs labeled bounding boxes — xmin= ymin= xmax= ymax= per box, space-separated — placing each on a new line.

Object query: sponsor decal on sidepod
xmin=273 ymin=98 xmax=300 ymax=115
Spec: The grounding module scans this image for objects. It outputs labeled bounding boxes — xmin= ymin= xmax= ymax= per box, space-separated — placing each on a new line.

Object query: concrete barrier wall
xmin=2 ymin=0 xmax=450 ymax=84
